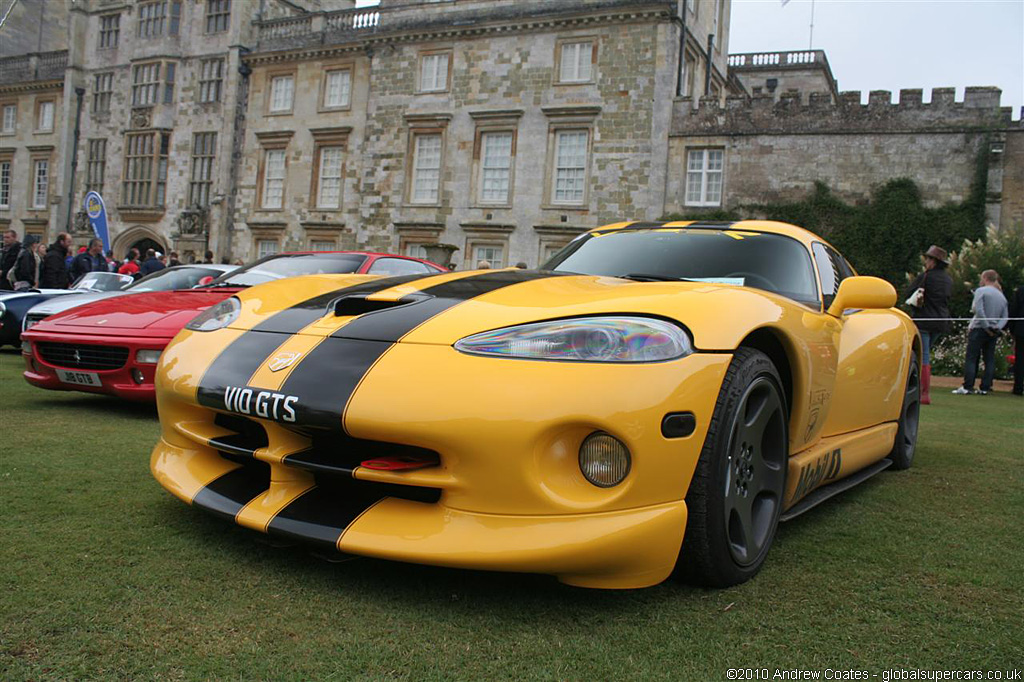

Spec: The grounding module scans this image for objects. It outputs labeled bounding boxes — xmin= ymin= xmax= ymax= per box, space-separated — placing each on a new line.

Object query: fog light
xmin=579 ymin=432 xmax=631 ymax=488
xmin=131 ymin=368 xmax=145 ymax=385
xmin=135 ymin=349 xmax=161 ymax=364
xmin=21 ymin=340 xmax=32 ymax=356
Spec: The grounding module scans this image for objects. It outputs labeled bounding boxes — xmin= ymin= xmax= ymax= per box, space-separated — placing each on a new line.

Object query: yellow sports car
xmin=151 ymin=221 xmax=920 ymax=589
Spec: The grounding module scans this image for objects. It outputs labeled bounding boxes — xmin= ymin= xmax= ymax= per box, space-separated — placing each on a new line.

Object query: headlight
xmin=23 ymin=315 xmax=44 ymax=332
xmin=21 ymin=340 xmax=32 ymax=356
xmin=186 ymin=296 xmax=241 ymax=332
xmin=454 ymin=316 xmax=692 ymax=363
xmin=135 ymin=349 xmax=162 ymax=364
xmin=0 ymin=301 xmax=6 ymax=316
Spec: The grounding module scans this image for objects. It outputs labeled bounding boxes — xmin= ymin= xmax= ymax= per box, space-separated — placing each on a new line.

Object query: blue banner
xmin=83 ymin=191 xmax=111 ymax=254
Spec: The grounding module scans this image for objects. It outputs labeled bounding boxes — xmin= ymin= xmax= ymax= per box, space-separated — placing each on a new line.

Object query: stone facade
xmin=0 ymin=51 xmax=69 ymax=242
xmin=1 ymin=0 xmax=1020 ymax=266
xmin=236 ymin=0 xmax=689 ymax=266
xmin=667 ymin=87 xmax=1023 ymax=232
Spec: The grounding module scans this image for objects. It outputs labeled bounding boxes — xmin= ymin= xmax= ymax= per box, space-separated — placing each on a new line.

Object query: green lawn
xmin=1 ymin=349 xmax=1021 ymax=680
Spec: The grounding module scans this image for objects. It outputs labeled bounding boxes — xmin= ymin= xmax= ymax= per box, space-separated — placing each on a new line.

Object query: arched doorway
xmin=111 ymin=226 xmax=167 ymax=260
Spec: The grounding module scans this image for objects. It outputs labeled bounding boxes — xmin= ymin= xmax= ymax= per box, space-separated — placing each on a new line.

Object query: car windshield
xmin=71 ymin=271 xmax=134 ymax=292
xmin=205 ymin=253 xmax=368 ymax=287
xmin=545 ymin=228 xmax=820 ymax=305
xmin=129 ymin=266 xmax=231 ymax=292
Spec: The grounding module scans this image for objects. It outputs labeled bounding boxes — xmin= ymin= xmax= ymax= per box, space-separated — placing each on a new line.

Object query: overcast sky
xmin=730 ymin=0 xmax=1023 ymax=118
xmin=354 ymin=0 xmax=1023 ymax=118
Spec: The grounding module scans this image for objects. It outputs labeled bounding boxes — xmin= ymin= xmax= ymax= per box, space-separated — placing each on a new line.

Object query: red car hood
xmin=31 ymin=289 xmax=240 ymax=336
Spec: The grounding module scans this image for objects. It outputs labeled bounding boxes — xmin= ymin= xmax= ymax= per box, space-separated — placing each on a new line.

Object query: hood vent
xmin=332 ymin=293 xmax=431 ymax=317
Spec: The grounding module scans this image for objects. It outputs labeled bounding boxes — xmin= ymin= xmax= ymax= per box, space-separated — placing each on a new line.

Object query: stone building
xmin=0 ymin=0 xmax=1020 ymax=267
xmin=0 ymin=50 xmax=70 ymax=243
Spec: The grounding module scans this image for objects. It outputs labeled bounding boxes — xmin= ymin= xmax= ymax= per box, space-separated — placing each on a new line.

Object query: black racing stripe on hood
xmin=332 ymin=269 xmax=567 ymax=342
xmin=277 ymin=270 xmax=564 ymax=431
xmin=253 ymin=273 xmax=439 ymax=335
xmin=277 ymin=338 xmax=391 ymax=430
xmin=191 ymin=463 xmax=269 ymax=522
xmin=195 ymin=274 xmax=436 ymax=411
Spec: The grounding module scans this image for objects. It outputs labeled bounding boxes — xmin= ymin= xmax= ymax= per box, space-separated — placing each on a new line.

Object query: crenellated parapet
xmin=672 ymin=87 xmax=1021 ymax=136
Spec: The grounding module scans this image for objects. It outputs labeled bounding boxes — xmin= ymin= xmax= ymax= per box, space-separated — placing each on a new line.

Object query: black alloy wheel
xmin=676 ymin=347 xmax=788 ymax=587
xmin=887 ymin=351 xmax=920 ymax=470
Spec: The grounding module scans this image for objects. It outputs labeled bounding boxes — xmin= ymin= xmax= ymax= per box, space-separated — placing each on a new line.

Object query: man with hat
xmin=904 ymin=245 xmax=952 ymax=404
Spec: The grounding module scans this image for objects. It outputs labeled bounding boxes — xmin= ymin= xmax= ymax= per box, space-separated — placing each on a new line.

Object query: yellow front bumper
xmin=152 ymin=332 xmax=731 ymax=588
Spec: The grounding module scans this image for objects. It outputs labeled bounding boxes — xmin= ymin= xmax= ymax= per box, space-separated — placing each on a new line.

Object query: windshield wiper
xmin=202 ymin=282 xmax=251 ymax=289
xmin=621 ymin=273 xmax=696 ymax=282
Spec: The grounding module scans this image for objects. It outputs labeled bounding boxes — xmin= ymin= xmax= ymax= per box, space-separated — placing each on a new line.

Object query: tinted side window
xmin=812 ymin=242 xmax=852 ymax=309
xmin=368 ymin=258 xmax=434 ymax=276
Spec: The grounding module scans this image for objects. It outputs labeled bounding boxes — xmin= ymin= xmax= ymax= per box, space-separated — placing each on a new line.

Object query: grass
xmin=1 ymin=348 xmax=1021 ymax=680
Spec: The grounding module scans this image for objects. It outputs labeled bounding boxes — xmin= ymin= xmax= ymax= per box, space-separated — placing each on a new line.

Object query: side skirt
xmin=780 ymin=458 xmax=892 ymax=522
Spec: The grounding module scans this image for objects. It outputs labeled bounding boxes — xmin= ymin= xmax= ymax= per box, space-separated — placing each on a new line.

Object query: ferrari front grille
xmin=37 ymin=342 xmax=129 ymax=370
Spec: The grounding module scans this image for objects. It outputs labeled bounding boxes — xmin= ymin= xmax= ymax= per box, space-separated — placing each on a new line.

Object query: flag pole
xmin=809 ymin=0 xmax=815 ymax=49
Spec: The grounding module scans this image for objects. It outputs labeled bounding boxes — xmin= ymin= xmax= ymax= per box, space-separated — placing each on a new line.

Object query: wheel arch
xmin=737 ymin=326 xmax=795 ymax=417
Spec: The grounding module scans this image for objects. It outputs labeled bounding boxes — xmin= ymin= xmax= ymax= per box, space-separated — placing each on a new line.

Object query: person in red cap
xmin=904 ymin=245 xmax=952 ymax=404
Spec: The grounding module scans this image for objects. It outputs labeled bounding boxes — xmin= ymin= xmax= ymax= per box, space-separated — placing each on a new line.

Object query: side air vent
xmin=332 ymin=293 xmax=431 ymax=317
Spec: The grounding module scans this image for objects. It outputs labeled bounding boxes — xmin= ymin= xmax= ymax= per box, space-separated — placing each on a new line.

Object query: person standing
xmin=1 ymin=228 xmax=21 ymax=291
xmin=904 ymin=245 xmax=952 ymax=404
xmin=40 ymin=233 xmax=72 ymax=289
xmin=953 ymin=269 xmax=1008 ymax=395
xmin=1009 ymin=283 xmax=1024 ymax=397
xmin=71 ymin=238 xmax=106 ymax=282
xmin=118 ymin=248 xmax=141 ymax=277
xmin=11 ymin=234 xmax=41 ymax=290
xmin=139 ymin=248 xmax=165 ymax=276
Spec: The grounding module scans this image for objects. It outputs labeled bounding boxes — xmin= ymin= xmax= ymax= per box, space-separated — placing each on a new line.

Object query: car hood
xmin=0 ymin=289 xmax=79 ymax=303
xmin=223 ymin=270 xmax=809 ymax=350
xmin=32 ymin=289 xmax=237 ymax=335
xmin=28 ymin=290 xmax=127 ymax=317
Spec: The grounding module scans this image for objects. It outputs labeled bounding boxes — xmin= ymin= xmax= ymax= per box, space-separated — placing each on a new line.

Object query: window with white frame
xmin=0 ymin=161 xmax=10 ymax=208
xmin=410 ymin=133 xmax=442 ymax=204
xmin=316 ymin=146 xmax=344 ymax=209
xmin=269 ymin=75 xmax=294 ymax=113
xmin=257 ymin=239 xmax=279 ymax=259
xmin=132 ymin=63 xmax=161 ymax=106
xmin=1 ymin=104 xmax=15 ymax=133
xmin=552 ymin=130 xmax=588 ymax=204
xmin=93 ymin=72 xmax=113 ymax=113
xmin=86 ymin=139 xmax=106 ymax=195
xmin=261 ymin=149 xmax=286 ymax=209
xmin=323 ymin=69 xmax=351 ymax=109
xmin=684 ymin=148 xmax=724 ymax=206
xmin=403 ymin=242 xmax=429 ymax=259
xmin=36 ymin=101 xmax=54 ymax=132
xmin=99 ymin=13 xmax=120 ymax=49
xmin=478 ymin=131 xmax=513 ymax=204
xmin=310 ymin=240 xmax=335 ymax=252
xmin=472 ymin=243 xmax=505 ymax=269
xmin=419 ymin=52 xmax=450 ymax=93
xmin=189 ymin=132 xmax=216 ymax=207
xmin=205 ymin=0 xmax=230 ymax=34
xmin=122 ymin=131 xmax=170 ymax=207
xmin=199 ymin=59 xmax=224 ymax=103
xmin=33 ymin=159 xmax=49 ymax=209
xmin=558 ymin=41 xmax=593 ymax=83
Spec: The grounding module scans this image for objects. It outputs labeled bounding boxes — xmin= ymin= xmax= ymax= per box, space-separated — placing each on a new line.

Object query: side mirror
xmin=827 ymin=276 xmax=896 ymax=317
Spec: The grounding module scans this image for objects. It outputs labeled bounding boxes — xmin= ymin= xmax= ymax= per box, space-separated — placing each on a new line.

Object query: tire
xmin=887 ymin=351 xmax=920 ymax=470
xmin=675 ymin=347 xmax=788 ymax=587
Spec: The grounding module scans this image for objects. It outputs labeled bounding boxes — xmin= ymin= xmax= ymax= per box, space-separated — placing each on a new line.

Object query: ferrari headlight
xmin=135 ymin=349 xmax=162 ymax=364
xmin=186 ymin=296 xmax=241 ymax=332
xmin=454 ymin=316 xmax=692 ymax=362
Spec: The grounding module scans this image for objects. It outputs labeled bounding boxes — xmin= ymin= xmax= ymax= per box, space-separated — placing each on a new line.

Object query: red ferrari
xmin=21 ymin=251 xmax=445 ymax=401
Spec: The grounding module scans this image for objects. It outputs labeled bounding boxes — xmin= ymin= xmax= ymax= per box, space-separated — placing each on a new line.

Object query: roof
xmin=590 ymin=220 xmax=827 ymax=248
